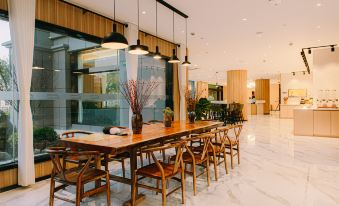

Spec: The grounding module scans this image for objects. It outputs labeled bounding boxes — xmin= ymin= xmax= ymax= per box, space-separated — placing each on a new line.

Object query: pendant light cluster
xmin=101 ymin=0 xmax=192 ymax=67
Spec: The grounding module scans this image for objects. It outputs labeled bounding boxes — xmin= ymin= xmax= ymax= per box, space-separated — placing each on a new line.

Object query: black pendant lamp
xmin=101 ymin=0 xmax=128 ymax=49
xmin=153 ymin=1 xmax=161 ymax=59
xmin=128 ymin=0 xmax=149 ymax=55
xmin=182 ymin=18 xmax=191 ymax=66
xmin=168 ymin=12 xmax=180 ymax=63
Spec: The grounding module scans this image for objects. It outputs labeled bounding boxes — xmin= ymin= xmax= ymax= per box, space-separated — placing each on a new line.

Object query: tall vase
xmin=132 ymin=113 xmax=143 ymax=134
xmin=188 ymin=111 xmax=196 ymax=124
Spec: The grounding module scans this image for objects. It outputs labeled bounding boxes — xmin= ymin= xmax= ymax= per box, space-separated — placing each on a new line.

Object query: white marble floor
xmin=1 ymin=115 xmax=339 ymax=206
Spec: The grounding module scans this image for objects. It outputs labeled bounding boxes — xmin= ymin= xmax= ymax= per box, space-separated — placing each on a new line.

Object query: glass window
xmin=138 ymin=56 xmax=167 ymax=122
xmin=29 ymin=28 xmax=128 ymax=156
xmin=0 ymin=18 xmax=18 ymax=165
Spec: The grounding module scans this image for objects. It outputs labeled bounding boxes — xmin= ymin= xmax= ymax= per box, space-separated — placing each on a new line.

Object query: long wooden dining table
xmin=60 ymin=120 xmax=223 ymax=206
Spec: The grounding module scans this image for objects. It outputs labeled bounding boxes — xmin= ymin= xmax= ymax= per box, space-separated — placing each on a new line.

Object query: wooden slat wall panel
xmin=35 ymin=0 xmax=123 ymax=38
xmin=227 ymin=70 xmax=248 ymax=120
xmin=196 ymin=81 xmax=209 ymax=98
xmin=0 ymin=0 xmax=8 ymax=11
xmin=139 ymin=31 xmax=176 ymax=58
xmin=255 ymin=79 xmax=270 ymax=114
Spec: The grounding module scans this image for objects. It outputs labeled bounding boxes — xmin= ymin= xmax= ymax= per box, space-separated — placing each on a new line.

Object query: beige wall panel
xmin=255 ymin=79 xmax=270 ymax=114
xmin=227 ymin=70 xmax=248 ymax=120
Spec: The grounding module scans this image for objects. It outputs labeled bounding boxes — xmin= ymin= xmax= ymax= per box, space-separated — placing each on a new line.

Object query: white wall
xmin=313 ymin=48 xmax=339 ymax=100
xmin=280 ymin=72 xmax=313 ymax=103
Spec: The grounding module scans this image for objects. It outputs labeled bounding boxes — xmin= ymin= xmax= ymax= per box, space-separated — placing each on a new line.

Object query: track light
xmin=331 ymin=45 xmax=335 ymax=52
xmin=308 ymin=48 xmax=311 ymax=54
xmin=153 ymin=1 xmax=161 ymax=59
xmin=292 ymin=72 xmax=295 ymax=76
xmin=303 ymin=71 xmax=306 ymax=75
xmin=168 ymin=11 xmax=180 ymax=63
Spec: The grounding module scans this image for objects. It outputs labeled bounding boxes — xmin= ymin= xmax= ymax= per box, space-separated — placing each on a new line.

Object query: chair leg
xmin=162 ymin=149 xmax=166 ymax=163
xmin=237 ymin=145 xmax=240 ymax=165
xmin=132 ymin=171 xmax=138 ymax=206
xmin=192 ymin=163 xmax=197 ymax=196
xmin=139 ymin=153 xmax=144 ymax=167
xmin=181 ymin=169 xmax=185 ymax=204
xmin=230 ymin=146 xmax=234 ymax=169
xmin=161 ymin=179 xmax=167 ymax=206
xmin=121 ymin=159 xmax=126 ymax=178
xmin=223 ymin=150 xmax=228 ymax=174
xmin=75 ymin=181 xmax=82 ymax=206
xmin=156 ymin=179 xmax=160 ymax=195
xmin=212 ymin=155 xmax=218 ymax=181
xmin=49 ymin=178 xmax=55 ymax=206
xmin=206 ymin=158 xmax=211 ymax=186
xmin=106 ymin=173 xmax=111 ymax=206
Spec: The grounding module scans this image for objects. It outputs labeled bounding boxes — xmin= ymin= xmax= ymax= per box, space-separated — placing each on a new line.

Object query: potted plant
xmin=120 ymin=80 xmax=159 ymax=134
xmin=163 ymin=107 xmax=174 ymax=127
xmin=195 ymin=98 xmax=211 ymax=120
xmin=184 ymin=88 xmax=205 ymax=123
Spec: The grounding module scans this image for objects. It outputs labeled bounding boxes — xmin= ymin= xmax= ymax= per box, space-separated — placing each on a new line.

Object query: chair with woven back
xmin=132 ymin=140 xmax=186 ymax=206
xmin=169 ymin=132 xmax=212 ymax=195
xmin=60 ymin=130 xmax=94 ymax=167
xmin=224 ymin=124 xmax=243 ymax=169
xmin=47 ymin=147 xmax=110 ymax=206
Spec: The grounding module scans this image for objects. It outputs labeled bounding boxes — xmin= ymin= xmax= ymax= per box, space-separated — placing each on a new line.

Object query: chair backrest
xmin=223 ymin=124 xmax=243 ymax=143
xmin=46 ymin=147 xmax=99 ymax=182
xmin=141 ymin=140 xmax=186 ymax=175
xmin=185 ymin=133 xmax=213 ymax=161
xmin=60 ymin=130 xmax=93 ymax=139
xmin=211 ymin=128 xmax=231 ymax=151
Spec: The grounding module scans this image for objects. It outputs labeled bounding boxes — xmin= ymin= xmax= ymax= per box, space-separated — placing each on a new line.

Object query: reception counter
xmin=280 ymin=104 xmax=312 ymax=119
xmin=294 ymin=108 xmax=339 ymax=137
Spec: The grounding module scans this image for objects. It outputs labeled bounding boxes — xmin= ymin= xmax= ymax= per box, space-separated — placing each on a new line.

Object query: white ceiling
xmin=68 ymin=0 xmax=339 ymax=85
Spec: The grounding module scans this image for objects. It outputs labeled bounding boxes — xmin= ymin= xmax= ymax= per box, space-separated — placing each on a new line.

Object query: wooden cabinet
xmin=331 ymin=111 xmax=339 ymax=137
xmin=314 ymin=111 xmax=331 ymax=136
xmin=294 ymin=109 xmax=314 ymax=136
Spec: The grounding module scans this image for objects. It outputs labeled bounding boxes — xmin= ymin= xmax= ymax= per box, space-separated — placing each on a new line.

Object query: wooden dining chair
xmin=132 ymin=141 xmax=186 ymax=206
xmin=170 ymin=133 xmax=212 ymax=195
xmin=224 ymin=124 xmax=243 ymax=169
xmin=47 ymin=147 xmax=110 ymax=206
xmin=60 ymin=130 xmax=94 ymax=167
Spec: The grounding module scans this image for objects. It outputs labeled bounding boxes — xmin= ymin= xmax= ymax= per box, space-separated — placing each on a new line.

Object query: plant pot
xmin=132 ymin=113 xmax=143 ymax=134
xmin=164 ymin=115 xmax=172 ymax=127
xmin=188 ymin=111 xmax=196 ymax=124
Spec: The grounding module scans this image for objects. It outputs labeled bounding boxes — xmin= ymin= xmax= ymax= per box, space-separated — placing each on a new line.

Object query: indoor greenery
xmin=195 ymin=98 xmax=211 ymax=120
xmin=33 ymin=127 xmax=59 ymax=153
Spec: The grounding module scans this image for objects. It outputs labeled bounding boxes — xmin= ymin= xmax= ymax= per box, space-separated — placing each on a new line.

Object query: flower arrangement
xmin=163 ymin=107 xmax=174 ymax=127
xmin=119 ymin=79 xmax=159 ymax=114
xmin=184 ymin=88 xmax=205 ymax=112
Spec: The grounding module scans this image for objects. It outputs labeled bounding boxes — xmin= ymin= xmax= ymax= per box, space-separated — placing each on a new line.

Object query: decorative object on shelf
xmin=128 ymin=0 xmax=149 ymax=55
xmin=185 ymin=88 xmax=204 ymax=123
xmin=163 ymin=107 xmax=174 ymax=127
xmin=168 ymin=11 xmax=180 ymax=63
xmin=153 ymin=1 xmax=161 ymax=59
xmin=120 ymin=80 xmax=159 ymax=134
xmin=101 ymin=0 xmax=128 ymax=49
xmin=182 ymin=18 xmax=191 ymax=66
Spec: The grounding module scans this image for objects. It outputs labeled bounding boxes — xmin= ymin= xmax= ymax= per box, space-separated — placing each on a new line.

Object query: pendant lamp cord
xmin=156 ymin=1 xmax=158 ymax=45
xmin=137 ymin=0 xmax=140 ymax=36
xmin=113 ymin=0 xmax=116 ymax=22
xmin=185 ymin=18 xmax=188 ymax=49
xmin=172 ymin=11 xmax=175 ymax=43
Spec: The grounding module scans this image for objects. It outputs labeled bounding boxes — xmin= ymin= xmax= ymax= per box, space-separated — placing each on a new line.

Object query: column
xmin=227 ymin=70 xmax=248 ymax=120
xmin=255 ymin=79 xmax=270 ymax=114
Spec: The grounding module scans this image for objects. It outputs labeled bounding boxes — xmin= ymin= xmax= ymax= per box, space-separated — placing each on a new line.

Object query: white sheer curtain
xmin=8 ymin=0 xmax=36 ymax=186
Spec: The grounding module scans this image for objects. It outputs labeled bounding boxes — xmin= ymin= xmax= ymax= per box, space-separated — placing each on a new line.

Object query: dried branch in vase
xmin=120 ymin=80 xmax=159 ymax=114
xmin=184 ymin=88 xmax=205 ymax=112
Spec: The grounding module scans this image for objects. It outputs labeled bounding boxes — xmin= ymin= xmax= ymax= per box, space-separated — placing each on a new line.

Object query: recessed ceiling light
xmin=316 ymin=25 xmax=321 ymax=29
xmin=316 ymin=3 xmax=322 ymax=7
xmin=242 ymin=18 xmax=248 ymax=21
xmin=142 ymin=11 xmax=146 ymax=14
xmin=181 ymin=30 xmax=185 ymax=33
xmin=317 ymin=39 xmax=321 ymax=42
xmin=206 ymin=43 xmax=209 ymax=46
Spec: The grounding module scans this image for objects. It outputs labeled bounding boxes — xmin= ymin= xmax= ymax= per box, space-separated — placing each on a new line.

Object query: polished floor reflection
xmin=1 ymin=114 xmax=339 ymax=206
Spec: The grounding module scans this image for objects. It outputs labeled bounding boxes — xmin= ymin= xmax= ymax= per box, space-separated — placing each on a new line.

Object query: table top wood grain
xmin=60 ymin=121 xmax=223 ymax=154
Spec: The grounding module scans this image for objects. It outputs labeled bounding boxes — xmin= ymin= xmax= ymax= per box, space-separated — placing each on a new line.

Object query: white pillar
xmin=8 ymin=0 xmax=36 ymax=186
xmin=178 ymin=45 xmax=187 ymax=120
xmin=124 ymin=23 xmax=139 ymax=127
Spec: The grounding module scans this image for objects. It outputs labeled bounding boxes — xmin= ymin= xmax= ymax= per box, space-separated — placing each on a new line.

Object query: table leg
xmin=95 ymin=154 xmax=102 ymax=188
xmin=123 ymin=147 xmax=145 ymax=206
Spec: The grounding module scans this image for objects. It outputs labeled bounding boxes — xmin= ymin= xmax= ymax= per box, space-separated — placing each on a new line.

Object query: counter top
xmin=295 ymin=108 xmax=339 ymax=111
